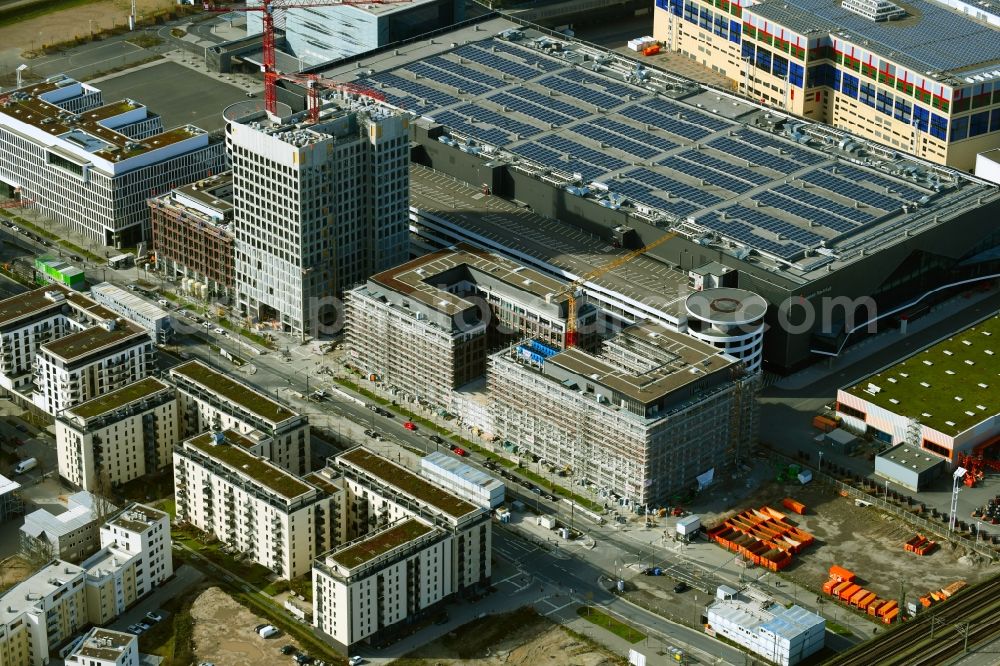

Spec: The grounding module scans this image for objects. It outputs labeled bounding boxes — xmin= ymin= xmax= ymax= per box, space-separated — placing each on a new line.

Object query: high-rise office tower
xmin=227 ymin=97 xmax=409 ymax=337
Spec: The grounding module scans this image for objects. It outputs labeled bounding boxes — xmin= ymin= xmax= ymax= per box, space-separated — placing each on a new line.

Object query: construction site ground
xmin=693 ymin=477 xmax=996 ymax=604
xmin=190 ymin=586 xmax=309 ymax=666
xmin=0 ymin=0 xmax=176 ymax=55
xmin=390 ymin=607 xmax=624 ymax=666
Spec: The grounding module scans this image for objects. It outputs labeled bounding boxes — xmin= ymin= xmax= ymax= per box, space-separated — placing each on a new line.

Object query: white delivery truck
xmin=13 ymin=458 xmax=37 ymax=474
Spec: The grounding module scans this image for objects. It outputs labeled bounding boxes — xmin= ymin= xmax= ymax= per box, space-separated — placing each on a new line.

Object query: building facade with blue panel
xmin=249 ymin=0 xmax=463 ymax=66
xmin=654 ymin=0 xmax=1000 ymax=170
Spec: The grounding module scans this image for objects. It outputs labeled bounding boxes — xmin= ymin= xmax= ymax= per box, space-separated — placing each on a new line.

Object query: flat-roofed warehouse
xmin=317 ymin=16 xmax=1000 ymax=372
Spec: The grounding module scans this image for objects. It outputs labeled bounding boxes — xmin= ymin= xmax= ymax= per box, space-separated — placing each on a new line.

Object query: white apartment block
xmin=81 ymin=504 xmax=173 ymax=625
xmin=56 ymin=378 xmax=177 ymax=492
xmin=0 ymin=561 xmax=87 ymax=666
xmin=313 ymin=447 xmax=491 ymax=651
xmin=173 ymin=429 xmax=338 ymax=579
xmin=0 ymin=75 xmax=225 ymax=246
xmin=170 ymin=359 xmax=310 ymax=475
xmin=34 ymin=319 xmax=154 ymax=416
xmin=228 ymin=97 xmax=409 ymax=338
xmin=345 ymin=243 xmax=597 ymax=411
xmin=64 ymin=629 xmax=138 ymax=666
xmin=489 ymin=322 xmax=759 ymax=507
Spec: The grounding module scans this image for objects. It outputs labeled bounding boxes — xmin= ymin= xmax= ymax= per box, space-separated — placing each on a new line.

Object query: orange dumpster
xmin=642 ymin=44 xmax=661 ymax=56
xmin=782 ymin=498 xmax=807 ymax=514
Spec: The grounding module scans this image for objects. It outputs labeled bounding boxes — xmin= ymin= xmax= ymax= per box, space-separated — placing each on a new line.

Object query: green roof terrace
xmin=185 ymin=430 xmax=313 ymax=501
xmin=338 ymin=448 xmax=478 ymax=520
xmin=171 ymin=360 xmax=297 ymax=424
xmin=842 ymin=315 xmax=1000 ymax=436
xmin=66 ymin=377 xmax=171 ymax=420
xmin=326 ymin=518 xmax=434 ymax=569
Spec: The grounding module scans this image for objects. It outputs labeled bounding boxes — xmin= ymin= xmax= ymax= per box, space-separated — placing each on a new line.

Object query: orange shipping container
xmin=878 ymin=600 xmax=898 ymax=617
xmin=883 ymin=608 xmax=899 ymax=624
xmin=857 ymin=593 xmax=877 ymax=611
xmin=823 ymin=579 xmax=838 ymax=594
xmin=868 ymin=600 xmax=884 ymax=616
xmin=849 ymin=589 xmax=870 ymax=607
xmin=813 ymin=415 xmax=837 ymax=432
xmin=642 ymin=45 xmax=661 ymax=56
xmin=828 ymin=566 xmax=856 ymax=583
xmin=839 ymin=584 xmax=861 ymax=601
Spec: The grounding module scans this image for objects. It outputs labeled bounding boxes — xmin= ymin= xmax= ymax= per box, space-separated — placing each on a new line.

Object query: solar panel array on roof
xmin=350 ymin=31 xmax=949 ymax=262
xmin=765 ymin=0 xmax=1000 ymax=76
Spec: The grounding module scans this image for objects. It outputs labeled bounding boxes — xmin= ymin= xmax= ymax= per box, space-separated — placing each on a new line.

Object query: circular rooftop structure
xmin=685 ymin=288 xmax=767 ymax=326
xmin=223 ymin=100 xmax=292 ymax=124
xmin=685 ymin=288 xmax=767 ymax=373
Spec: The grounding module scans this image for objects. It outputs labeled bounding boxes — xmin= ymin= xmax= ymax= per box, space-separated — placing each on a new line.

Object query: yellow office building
xmin=654 ymin=0 xmax=1000 ymax=170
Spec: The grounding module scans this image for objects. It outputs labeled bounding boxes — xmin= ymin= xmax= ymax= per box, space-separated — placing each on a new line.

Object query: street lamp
xmin=818 ymin=451 xmax=823 ymax=471
xmin=949 ymin=467 xmax=967 ymax=533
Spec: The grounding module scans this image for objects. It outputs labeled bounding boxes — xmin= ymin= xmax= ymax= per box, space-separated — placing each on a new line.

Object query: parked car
xmin=294 ymin=654 xmax=314 ymax=664
xmin=543 ymin=493 xmax=555 ymax=501
xmin=348 ymin=657 xmax=365 ymax=666
xmin=280 ymin=645 xmax=296 ymax=655
xmin=364 ymin=429 xmax=374 ymax=437
xmin=258 ymin=625 xmax=279 ymax=638
xmin=214 ymin=327 xmax=225 ymax=334
xmin=138 ymin=622 xmax=151 ymax=631
xmin=157 ymin=299 xmax=170 ymax=307
xmin=202 ymin=322 xmax=212 ymax=329
xmin=429 ymin=435 xmax=443 ymax=443
xmin=403 ymin=421 xmax=417 ymax=431
xmin=127 ymin=624 xmax=144 ymax=635
xmin=452 ymin=447 xmax=467 ymax=457
xmin=69 ymin=254 xmax=83 ymax=262
xmin=145 ymin=611 xmax=163 ymax=623
xmin=673 ymin=582 xmax=689 ymax=593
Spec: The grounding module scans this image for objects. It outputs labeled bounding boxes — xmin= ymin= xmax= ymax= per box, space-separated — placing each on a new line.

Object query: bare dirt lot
xmin=0 ymin=0 xmax=175 ymax=53
xmin=0 ymin=555 xmax=32 ymax=593
xmin=698 ymin=479 xmax=997 ymax=602
xmin=191 ymin=586 xmax=307 ymax=666
xmin=393 ymin=607 xmax=624 ymax=666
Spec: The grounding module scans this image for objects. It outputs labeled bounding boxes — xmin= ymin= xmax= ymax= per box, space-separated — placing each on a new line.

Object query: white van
xmin=257 ymin=625 xmax=279 ymax=639
xmin=13 ymin=458 xmax=36 ymax=474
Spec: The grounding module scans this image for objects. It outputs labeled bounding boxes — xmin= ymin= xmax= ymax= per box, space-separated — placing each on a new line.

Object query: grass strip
xmin=576 ymin=606 xmax=646 ymax=644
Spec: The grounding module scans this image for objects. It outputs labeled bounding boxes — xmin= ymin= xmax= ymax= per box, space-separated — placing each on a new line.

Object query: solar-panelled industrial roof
xmin=342 ymin=30 xmax=952 ymax=264
xmin=751 ymin=0 xmax=1000 ymax=80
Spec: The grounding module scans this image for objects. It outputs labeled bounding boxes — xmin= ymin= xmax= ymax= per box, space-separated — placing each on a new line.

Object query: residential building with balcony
xmin=64 ymin=628 xmax=138 ymax=666
xmin=149 ymin=172 xmax=235 ymax=300
xmin=33 ymin=318 xmax=154 ymax=416
xmin=173 ymin=429 xmax=338 ymax=579
xmin=170 ymin=360 xmax=310 ymax=475
xmin=0 ymin=561 xmax=87 ymax=666
xmin=312 ymin=447 xmax=491 ymax=651
xmin=81 ymin=504 xmax=172 ymax=625
xmin=56 ymin=378 xmax=178 ymax=492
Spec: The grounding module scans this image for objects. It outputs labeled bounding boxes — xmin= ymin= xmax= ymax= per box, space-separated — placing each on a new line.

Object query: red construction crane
xmin=281 ymin=73 xmax=386 ymax=122
xmin=204 ymin=0 xmax=409 ymax=116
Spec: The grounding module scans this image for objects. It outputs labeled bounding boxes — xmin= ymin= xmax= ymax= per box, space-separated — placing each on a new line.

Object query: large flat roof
xmin=410 ymin=165 xmax=689 ymax=319
xmin=171 ymin=360 xmax=297 ymax=424
xmin=842 ymin=314 xmax=999 ymax=436
xmin=0 ymin=561 xmax=85 ymax=625
xmin=369 ymin=242 xmax=571 ymax=316
xmin=66 ymin=377 xmax=171 ymax=420
xmin=72 ymin=627 xmax=135 ymax=662
xmin=544 ymin=321 xmax=735 ymax=405
xmin=106 ymin=503 xmax=167 ymax=534
xmin=185 ymin=430 xmax=313 ymax=501
xmin=1 ymin=76 xmax=205 ymax=162
xmin=338 ymin=447 xmax=479 ymax=520
xmin=749 ymin=0 xmax=1000 ymax=82
xmin=322 ymin=17 xmax=995 ymax=278
xmin=41 ymin=320 xmax=146 ymax=362
xmin=325 ymin=518 xmax=434 ymax=569
xmin=0 ymin=285 xmax=69 ymax=329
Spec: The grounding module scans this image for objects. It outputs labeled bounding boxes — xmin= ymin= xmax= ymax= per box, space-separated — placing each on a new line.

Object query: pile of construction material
xmin=627 ymin=36 xmax=656 ymax=51
xmin=917 ymin=580 xmax=966 ymax=610
xmin=904 ymin=533 xmax=937 ymax=555
xmin=822 ymin=566 xmax=899 ymax=624
xmin=782 ymin=497 xmax=807 ymax=514
xmin=707 ymin=506 xmax=814 ymax=571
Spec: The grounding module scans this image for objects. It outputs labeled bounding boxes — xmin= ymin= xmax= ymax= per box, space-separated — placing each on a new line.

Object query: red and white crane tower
xmin=204 ymin=0 xmax=408 ymax=118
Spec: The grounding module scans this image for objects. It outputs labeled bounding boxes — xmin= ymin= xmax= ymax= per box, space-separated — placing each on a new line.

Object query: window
xmin=922 ymin=439 xmax=950 ymax=458
xmin=876 ymin=90 xmax=893 ymax=116
xmin=969 ymin=111 xmax=990 ymax=137
xmin=772 ymin=54 xmax=788 ymax=79
xmin=951 ymin=116 xmax=969 ymax=142
xmin=930 ymin=114 xmax=948 ymax=140
xmin=913 ymin=104 xmax=930 ymax=132
xmin=841 ymin=73 xmax=859 ymax=99
xmin=789 ymin=62 xmax=804 ymax=88
xmin=893 ymin=98 xmax=912 ymax=123
xmin=858 ymin=82 xmax=875 ymax=107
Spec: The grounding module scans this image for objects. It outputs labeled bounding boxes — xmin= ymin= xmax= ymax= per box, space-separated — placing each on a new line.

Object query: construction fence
xmin=766 ymin=448 xmax=998 ymax=561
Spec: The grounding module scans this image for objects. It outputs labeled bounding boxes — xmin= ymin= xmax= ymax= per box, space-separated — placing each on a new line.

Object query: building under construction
xmin=345 ymin=243 xmax=598 ymax=411
xmin=489 ymin=321 xmax=758 ymax=507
